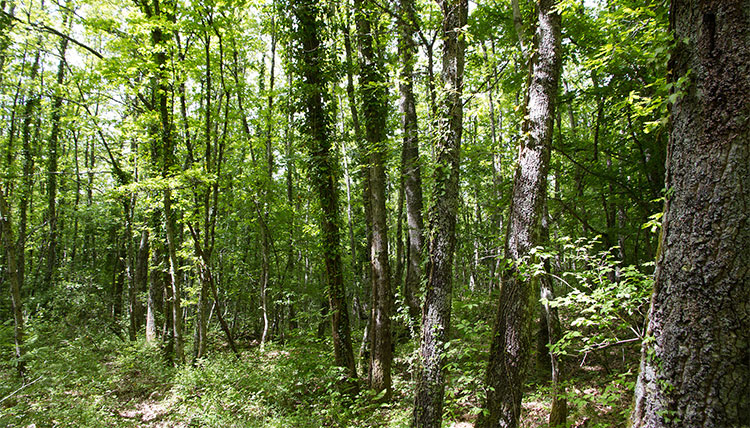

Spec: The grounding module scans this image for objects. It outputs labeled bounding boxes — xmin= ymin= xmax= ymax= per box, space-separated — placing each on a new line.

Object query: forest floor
xmin=1 ymin=329 xmax=637 ymax=427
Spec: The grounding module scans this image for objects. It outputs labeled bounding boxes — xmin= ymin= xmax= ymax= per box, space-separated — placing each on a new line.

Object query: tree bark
xmin=630 ymin=1 xmax=750 ymax=426
xmin=1 ymin=189 xmax=25 ymax=376
xmin=135 ymin=229 xmax=149 ymax=334
xmin=292 ymin=0 xmax=357 ymax=380
xmin=146 ymin=229 xmax=159 ymax=345
xmin=398 ymin=0 xmax=424 ymax=327
xmin=355 ymin=0 xmax=393 ymax=397
xmin=475 ymin=0 xmax=561 ymax=426
xmin=412 ymin=0 xmax=467 ymax=425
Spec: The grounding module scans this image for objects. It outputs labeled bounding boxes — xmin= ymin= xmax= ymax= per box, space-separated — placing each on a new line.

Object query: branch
xmin=370 ymin=0 xmax=430 ymax=49
xmin=2 ymin=10 xmax=104 ymax=59
xmin=551 ymin=144 xmax=649 ymax=212
xmin=583 ymin=337 xmax=641 ymax=353
xmin=0 ymin=376 xmax=44 ymax=404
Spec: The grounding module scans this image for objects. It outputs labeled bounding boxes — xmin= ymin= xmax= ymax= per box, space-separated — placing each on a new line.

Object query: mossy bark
xmin=630 ymin=1 xmax=750 ymax=426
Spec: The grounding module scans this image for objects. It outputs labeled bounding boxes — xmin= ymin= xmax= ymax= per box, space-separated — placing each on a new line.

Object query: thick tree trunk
xmin=630 ymin=1 xmax=750 ymax=427
xmin=398 ymin=0 xmax=424 ymax=327
xmin=475 ymin=0 xmax=561 ymax=426
xmin=293 ymin=0 xmax=357 ymax=380
xmin=412 ymin=0 xmax=467 ymax=426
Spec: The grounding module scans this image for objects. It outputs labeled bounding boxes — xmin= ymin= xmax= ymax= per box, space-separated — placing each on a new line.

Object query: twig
xmin=584 ymin=337 xmax=641 ymax=353
xmin=0 ymin=376 xmax=43 ymax=404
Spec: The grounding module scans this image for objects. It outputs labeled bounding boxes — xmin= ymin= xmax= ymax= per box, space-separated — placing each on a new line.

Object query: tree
xmin=475 ymin=0 xmax=562 ymax=426
xmin=354 ymin=0 xmax=393 ymax=397
xmin=412 ymin=0 xmax=467 ymax=425
xmin=136 ymin=0 xmax=183 ymax=363
xmin=292 ymin=0 xmax=358 ymax=380
xmin=1 ymin=188 xmax=24 ymax=376
xmin=43 ymin=3 xmax=72 ymax=290
xmin=397 ymin=0 xmax=424 ymax=326
xmin=630 ymin=1 xmax=750 ymax=426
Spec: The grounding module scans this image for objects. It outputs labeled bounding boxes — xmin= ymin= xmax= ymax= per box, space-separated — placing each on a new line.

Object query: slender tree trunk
xmin=511 ymin=0 xmax=527 ymax=55
xmin=540 ymin=211 xmax=567 ymax=427
xmin=113 ymin=236 xmax=125 ymax=323
xmin=17 ymin=46 xmax=41 ymax=296
xmin=164 ymin=189 xmax=183 ymax=363
xmin=483 ymin=40 xmax=504 ymax=292
xmin=355 ymin=0 xmax=393 ymax=397
xmin=142 ymin=0 xmax=182 ymax=363
xmin=343 ymin=3 xmax=372 ymax=321
xmin=292 ymin=0 xmax=357 ymax=380
xmin=398 ymin=0 xmax=424 ymax=327
xmin=412 ymin=0 xmax=467 ymax=425
xmin=1 ymin=189 xmax=25 ymax=377
xmin=475 ymin=0 xmax=561 ymax=426
xmin=284 ymin=71 xmax=298 ymax=332
xmin=134 ymin=229 xmax=149 ymax=334
xmin=195 ymin=31 xmax=213 ymax=360
xmin=188 ymin=223 xmax=239 ymax=358
xmin=145 ymin=230 xmax=159 ymax=344
xmin=542 ymin=277 xmax=566 ymax=428
xmin=341 ymin=130 xmax=358 ymax=285
xmin=125 ymin=198 xmax=137 ymax=341
xmin=44 ymin=8 xmax=71 ymax=290
xmin=260 ymin=17 xmax=277 ymax=348
xmin=630 ymin=1 xmax=750 ymax=426
xmin=71 ymin=132 xmax=81 ymax=266
xmin=85 ymin=138 xmax=95 ymax=266
xmin=162 ymin=254 xmax=175 ymax=360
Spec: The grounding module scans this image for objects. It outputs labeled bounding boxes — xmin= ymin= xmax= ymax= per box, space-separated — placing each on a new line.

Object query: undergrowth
xmin=1 ymin=242 xmax=647 ymax=428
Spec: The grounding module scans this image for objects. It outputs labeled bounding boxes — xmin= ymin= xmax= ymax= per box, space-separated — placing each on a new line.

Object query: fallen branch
xmin=0 ymin=376 xmax=43 ymax=404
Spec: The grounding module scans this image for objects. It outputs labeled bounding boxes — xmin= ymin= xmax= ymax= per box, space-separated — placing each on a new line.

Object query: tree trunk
xmin=44 ymin=9 xmax=71 ymax=290
xmin=260 ymin=11 xmax=277 ymax=350
xmin=355 ymin=0 xmax=393 ymax=397
xmin=412 ymin=0 xmax=467 ymax=425
xmin=164 ymin=189 xmax=183 ymax=363
xmin=113 ymin=236 xmax=125 ymax=324
xmin=17 ymin=46 xmax=42 ymax=296
xmin=475 ymin=0 xmax=561 ymax=426
xmin=292 ymin=0 xmax=357 ymax=380
xmin=141 ymin=0 xmax=182 ymax=363
xmin=146 ymin=230 xmax=159 ymax=344
xmin=134 ymin=229 xmax=149 ymax=334
xmin=1 ymin=189 xmax=25 ymax=376
xmin=125 ymin=198 xmax=137 ymax=341
xmin=630 ymin=1 xmax=750 ymax=426
xmin=540 ymin=217 xmax=567 ymax=428
xmin=398 ymin=0 xmax=425 ymax=327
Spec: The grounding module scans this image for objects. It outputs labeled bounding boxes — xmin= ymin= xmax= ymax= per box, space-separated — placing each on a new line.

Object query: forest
xmin=1 ymin=0 xmax=748 ymax=425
